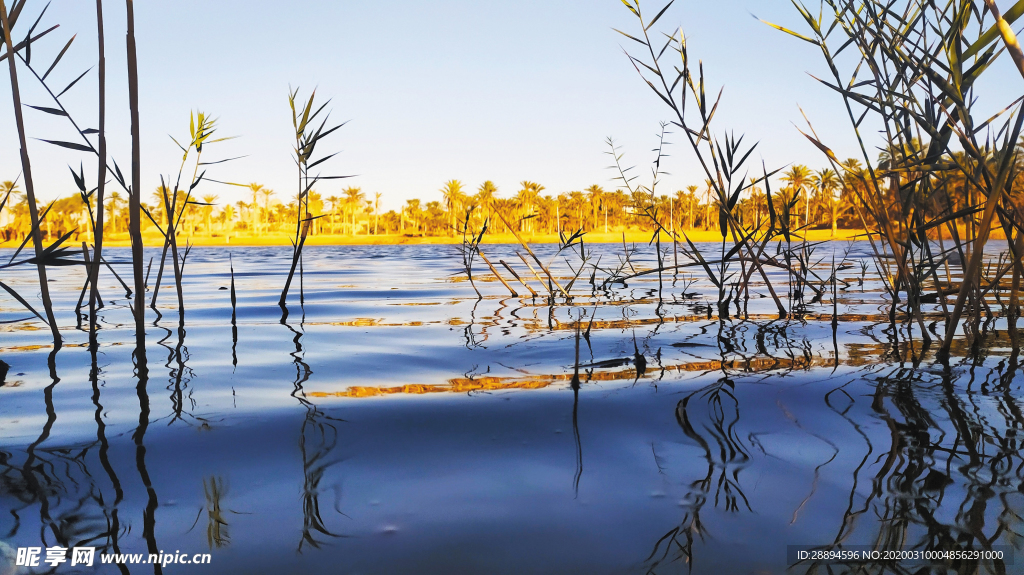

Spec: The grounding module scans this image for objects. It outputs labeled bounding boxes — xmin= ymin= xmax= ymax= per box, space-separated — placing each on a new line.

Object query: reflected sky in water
xmin=0 ymin=243 xmax=1022 ymax=574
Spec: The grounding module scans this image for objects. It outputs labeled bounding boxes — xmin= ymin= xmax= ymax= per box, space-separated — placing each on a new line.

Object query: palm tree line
xmin=1 ymin=160 xmax=910 ymax=242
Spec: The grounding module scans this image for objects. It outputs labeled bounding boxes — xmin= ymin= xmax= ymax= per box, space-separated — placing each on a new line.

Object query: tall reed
xmin=148 ymin=112 xmax=225 ymax=323
xmin=0 ymin=0 xmax=61 ymax=351
xmin=279 ymin=88 xmax=346 ymax=311
xmin=615 ymin=0 xmax=790 ymax=319
xmin=88 ymin=0 xmax=106 ymax=349
xmin=125 ymin=0 xmax=146 ymax=370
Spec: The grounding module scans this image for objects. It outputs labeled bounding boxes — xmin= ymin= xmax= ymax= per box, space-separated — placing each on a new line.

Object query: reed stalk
xmin=500 ymin=259 xmax=539 ymax=297
xmin=477 ymin=249 xmax=518 ymax=297
xmin=88 ymin=0 xmax=106 ymax=348
xmin=279 ymin=88 xmax=346 ymax=310
xmin=0 ymin=0 xmax=61 ymax=351
xmin=147 ymin=112 xmax=223 ymax=321
xmin=125 ymin=0 xmax=146 ymax=371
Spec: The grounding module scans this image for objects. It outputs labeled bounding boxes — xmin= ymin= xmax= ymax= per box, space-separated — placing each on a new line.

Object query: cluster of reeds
xmin=459 ymin=203 xmax=589 ymax=303
xmin=0 ymin=1 xmax=349 ymax=366
xmin=452 ymin=0 xmax=1024 ymax=360
xmin=613 ymin=0 xmax=921 ymax=327
xmin=458 ymin=1 xmax=839 ymax=325
xmin=147 ymin=111 xmax=228 ymax=324
xmin=0 ymin=0 xmax=150 ymax=369
xmin=761 ymin=0 xmax=1024 ymax=358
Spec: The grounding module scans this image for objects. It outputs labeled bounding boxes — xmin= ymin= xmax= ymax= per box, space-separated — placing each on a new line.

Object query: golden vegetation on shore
xmin=6 ymin=157 xmax=1009 ymax=247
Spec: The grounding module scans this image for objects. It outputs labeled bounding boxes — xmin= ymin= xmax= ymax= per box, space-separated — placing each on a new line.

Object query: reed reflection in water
xmin=0 ymin=244 xmax=1022 ymax=574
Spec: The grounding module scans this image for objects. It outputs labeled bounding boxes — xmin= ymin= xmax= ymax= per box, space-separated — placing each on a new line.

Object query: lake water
xmin=0 ymin=242 xmax=1022 ymax=574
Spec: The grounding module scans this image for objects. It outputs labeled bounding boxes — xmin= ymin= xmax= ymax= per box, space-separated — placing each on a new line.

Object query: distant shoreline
xmin=0 ymin=229 xmax=875 ymax=249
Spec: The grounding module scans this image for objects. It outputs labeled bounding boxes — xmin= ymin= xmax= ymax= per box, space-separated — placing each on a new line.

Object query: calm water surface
xmin=0 ymin=243 xmax=1022 ymax=574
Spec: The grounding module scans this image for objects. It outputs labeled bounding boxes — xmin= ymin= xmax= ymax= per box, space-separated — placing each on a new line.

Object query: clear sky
xmin=0 ymin=0 xmax=1019 ymax=211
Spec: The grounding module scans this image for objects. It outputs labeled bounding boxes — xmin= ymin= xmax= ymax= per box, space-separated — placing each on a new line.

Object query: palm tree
xmin=221 ymin=204 xmax=235 ymax=232
xmin=261 ymin=189 xmax=275 ymax=234
xmin=404 ymin=198 xmax=422 ymax=234
xmin=781 ymin=165 xmax=812 ymax=227
xmin=440 ymin=179 xmax=465 ymax=236
xmin=683 ymin=185 xmax=698 ymax=230
xmin=373 ymin=192 xmax=382 ymax=235
xmin=744 ymin=178 xmax=766 ymax=229
xmin=325 ymin=195 xmax=339 ymax=234
xmin=201 ymin=194 xmax=218 ymax=235
xmin=516 ymin=181 xmax=544 ymax=233
xmin=307 ymin=191 xmax=324 ymax=235
xmin=343 ymin=187 xmax=365 ymax=234
xmin=567 ymin=191 xmax=586 ymax=230
xmin=811 ymin=169 xmax=840 ymax=236
xmin=0 ymin=181 xmax=19 ymax=237
xmin=107 ymin=191 xmax=124 ymax=233
xmin=247 ymin=183 xmax=265 ymax=235
xmin=584 ymin=185 xmax=604 ymax=232
xmin=840 ymin=156 xmax=864 ymax=197
xmin=475 ymin=181 xmax=498 ymax=228
xmin=702 ymin=179 xmax=716 ymax=231
xmin=0 ymin=180 xmax=17 ymax=208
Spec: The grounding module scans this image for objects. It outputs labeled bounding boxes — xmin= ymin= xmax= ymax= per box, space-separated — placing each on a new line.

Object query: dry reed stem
xmin=477 ymin=249 xmax=518 ymax=297
xmin=516 ymin=252 xmax=549 ymax=294
xmin=500 ymin=259 xmax=539 ymax=297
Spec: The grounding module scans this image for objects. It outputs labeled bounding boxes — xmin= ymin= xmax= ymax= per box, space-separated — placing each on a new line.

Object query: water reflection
xmin=0 ymin=245 xmax=1022 ymax=574
xmin=282 ymin=308 xmax=349 ymax=552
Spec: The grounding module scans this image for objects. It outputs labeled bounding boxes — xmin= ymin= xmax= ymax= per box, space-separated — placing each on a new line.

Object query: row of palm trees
xmin=0 ymin=160 xmax=892 ymax=242
xmin=434 ymin=169 xmax=867 ymax=238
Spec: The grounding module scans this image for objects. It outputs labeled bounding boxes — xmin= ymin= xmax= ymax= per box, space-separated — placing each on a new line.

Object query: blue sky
xmin=0 ymin=0 xmax=1019 ymax=211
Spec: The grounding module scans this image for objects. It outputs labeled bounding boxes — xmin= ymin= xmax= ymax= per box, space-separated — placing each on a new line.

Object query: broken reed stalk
xmin=149 ymin=237 xmax=169 ymax=307
xmin=500 ymin=259 xmax=538 ymax=297
xmin=229 ymin=254 xmax=237 ymax=322
xmin=0 ymin=0 xmax=61 ymax=351
xmin=516 ymin=252 xmax=549 ymax=293
xmin=477 ymin=249 xmax=518 ymax=297
xmin=88 ymin=0 xmax=106 ymax=348
xmin=496 ymin=210 xmax=568 ymax=298
xmin=230 ymin=253 xmax=238 ymax=367
xmin=99 ymin=253 xmax=131 ymax=296
xmin=125 ymin=0 xmax=147 ymax=370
